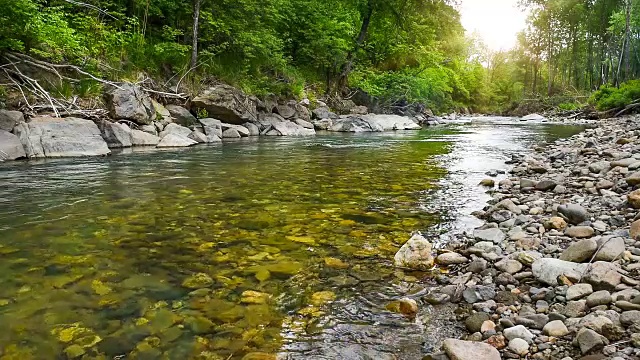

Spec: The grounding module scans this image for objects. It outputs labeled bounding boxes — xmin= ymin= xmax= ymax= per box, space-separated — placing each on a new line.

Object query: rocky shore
xmin=0 ymin=83 xmax=436 ymax=162
xmin=393 ymin=116 xmax=640 ymax=360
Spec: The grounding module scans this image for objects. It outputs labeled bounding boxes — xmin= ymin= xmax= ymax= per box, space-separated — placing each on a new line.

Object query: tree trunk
xmin=624 ymin=0 xmax=631 ymax=82
xmin=547 ymin=10 xmax=553 ymax=96
xmin=190 ymin=0 xmax=201 ymax=70
xmin=337 ymin=0 xmax=374 ymax=90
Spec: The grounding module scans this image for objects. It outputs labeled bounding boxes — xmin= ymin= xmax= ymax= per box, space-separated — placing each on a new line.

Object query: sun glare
xmin=459 ymin=0 xmax=529 ymax=51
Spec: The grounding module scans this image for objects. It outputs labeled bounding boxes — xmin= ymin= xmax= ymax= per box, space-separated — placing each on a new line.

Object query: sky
xmin=459 ymin=0 xmax=529 ymax=51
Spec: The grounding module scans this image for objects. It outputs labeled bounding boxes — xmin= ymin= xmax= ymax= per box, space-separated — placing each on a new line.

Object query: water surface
xmin=0 ymin=117 xmax=583 ymax=359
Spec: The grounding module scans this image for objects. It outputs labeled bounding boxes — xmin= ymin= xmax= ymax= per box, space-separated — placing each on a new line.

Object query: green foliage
xmin=591 ymin=80 xmax=640 ymax=110
xmin=558 ymin=102 xmax=580 ymax=111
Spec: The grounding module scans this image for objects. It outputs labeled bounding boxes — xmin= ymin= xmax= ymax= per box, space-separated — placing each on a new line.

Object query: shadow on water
xmin=0 ymin=118 xmax=583 ymax=359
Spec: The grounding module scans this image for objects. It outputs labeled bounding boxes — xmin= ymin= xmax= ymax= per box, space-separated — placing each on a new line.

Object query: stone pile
xmin=399 ymin=116 xmax=640 ymax=360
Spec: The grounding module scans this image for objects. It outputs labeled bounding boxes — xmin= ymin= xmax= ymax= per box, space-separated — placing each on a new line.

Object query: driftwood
xmin=614 ymin=98 xmax=640 ymax=117
xmin=0 ymin=52 xmax=186 ymax=117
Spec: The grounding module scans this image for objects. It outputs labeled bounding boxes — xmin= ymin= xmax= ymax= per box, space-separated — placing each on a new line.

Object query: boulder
xmin=199 ymin=118 xmax=223 ymax=141
xmin=532 ymin=258 xmax=588 ymax=285
xmin=629 ymin=189 xmax=640 ymax=209
xmin=242 ymin=122 xmax=260 ymax=136
xmin=521 ymin=113 xmax=546 ymax=121
xmin=473 ymin=228 xmax=506 ymax=244
xmin=159 ymin=123 xmax=192 ymax=139
xmin=13 ymin=117 xmax=110 ymax=158
xmin=156 ymin=133 xmax=197 ymax=148
xmin=312 ymin=106 xmax=338 ymax=120
xmin=542 ymin=320 xmax=569 ymax=337
xmin=583 ymin=262 xmax=622 ymax=291
xmin=130 ymin=130 xmax=160 ymax=146
xmin=188 ymin=130 xmax=208 ymax=143
xmin=0 ymin=110 xmax=24 ymax=132
xmin=270 ymin=121 xmax=316 ymax=136
xmin=393 ymin=233 xmax=434 ymax=270
xmin=152 ymin=100 xmax=172 ymax=124
xmin=294 ymin=118 xmax=314 ymax=129
xmin=566 ymin=284 xmax=593 ymax=301
xmin=351 ymin=105 xmax=368 ymax=115
xmin=191 ymin=85 xmax=257 ymax=125
xmin=442 ymin=339 xmax=500 ymax=360
xmin=436 ymin=252 xmax=468 ymax=265
xmin=576 ymin=327 xmax=607 ymax=354
xmin=564 ymin=226 xmax=595 ymax=239
xmin=508 ymin=338 xmax=529 ymax=356
xmin=330 ymin=116 xmax=381 ymax=132
xmin=221 ymin=123 xmax=250 ymax=137
xmin=98 ymin=120 xmax=132 ymax=148
xmin=626 ymin=172 xmax=640 ymax=186
xmin=503 ymin=325 xmax=535 ymax=343
xmin=222 ymin=128 xmax=242 ymax=139
xmin=632 ymin=219 xmax=640 ymax=240
xmin=165 ymin=105 xmax=197 ymax=126
xmin=312 ymin=119 xmax=333 ymax=131
xmin=557 ymin=203 xmax=589 ymax=225
xmin=275 ymin=101 xmax=297 ymax=119
xmin=362 ymin=114 xmax=421 ymax=131
xmin=104 ymin=83 xmax=154 ymax=124
xmin=593 ymin=237 xmax=625 ymax=261
xmin=0 ymin=130 xmax=26 ymax=160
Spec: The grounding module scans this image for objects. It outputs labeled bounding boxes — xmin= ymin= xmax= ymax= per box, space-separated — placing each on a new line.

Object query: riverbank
xmin=0 ymin=82 xmax=442 ymax=162
xmin=413 ymin=115 xmax=640 ymax=360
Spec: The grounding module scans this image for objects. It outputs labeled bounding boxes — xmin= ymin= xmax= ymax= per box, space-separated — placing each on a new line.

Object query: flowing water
xmin=0 ymin=117 xmax=583 ymax=360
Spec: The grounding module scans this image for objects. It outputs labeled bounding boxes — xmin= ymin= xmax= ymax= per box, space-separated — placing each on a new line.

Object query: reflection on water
xmin=0 ymin=118 xmax=582 ymax=359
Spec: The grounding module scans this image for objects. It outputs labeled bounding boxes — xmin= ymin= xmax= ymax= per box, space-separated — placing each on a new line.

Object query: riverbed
xmin=0 ymin=117 xmax=583 ymax=359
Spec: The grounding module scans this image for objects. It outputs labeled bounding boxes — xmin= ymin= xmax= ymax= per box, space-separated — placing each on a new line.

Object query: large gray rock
xmin=593 ymin=237 xmax=625 ymax=261
xmin=270 ymin=121 xmax=316 ymax=136
xmin=557 ymin=203 xmax=589 ymax=225
xmin=0 ymin=110 xmax=24 ymax=132
xmin=312 ymin=106 xmax=338 ymax=120
xmin=474 ymin=228 xmax=506 ymax=244
xmin=222 ymin=128 xmax=241 ymax=139
xmin=98 ymin=120 xmax=132 ymax=148
xmin=13 ymin=117 xmax=110 ymax=158
xmin=394 ymin=233 xmax=434 ymax=270
xmin=362 ymin=114 xmax=421 ymax=131
xmin=442 ymin=339 xmax=500 ymax=360
xmin=559 ymin=238 xmax=598 ymax=262
xmin=104 ymin=83 xmax=154 ymax=125
xmin=188 ymin=130 xmax=208 ymax=143
xmin=191 ymin=85 xmax=257 ymax=125
xmin=242 ymin=122 xmax=260 ymax=136
xmin=275 ymin=101 xmax=297 ymax=119
xmin=165 ymin=105 xmax=197 ymax=126
xmin=130 ymin=130 xmax=160 ymax=146
xmin=0 ymin=130 xmax=26 ymax=160
xmin=504 ymin=325 xmax=535 ymax=343
xmin=159 ymin=123 xmax=192 ymax=139
xmin=330 ymin=116 xmax=382 ymax=132
xmin=583 ymin=262 xmax=622 ymax=291
xmin=199 ymin=118 xmax=223 ymax=141
xmin=532 ymin=258 xmax=588 ymax=286
xmin=576 ymin=327 xmax=607 ymax=354
xmin=156 ymin=133 xmax=197 ymax=148
xmin=221 ymin=123 xmax=250 ymax=137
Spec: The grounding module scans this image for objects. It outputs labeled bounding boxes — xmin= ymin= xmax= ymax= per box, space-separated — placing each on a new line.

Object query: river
xmin=0 ymin=117 xmax=583 ymax=360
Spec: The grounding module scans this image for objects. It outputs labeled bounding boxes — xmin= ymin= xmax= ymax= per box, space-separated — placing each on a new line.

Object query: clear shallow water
xmin=0 ymin=118 xmax=582 ymax=360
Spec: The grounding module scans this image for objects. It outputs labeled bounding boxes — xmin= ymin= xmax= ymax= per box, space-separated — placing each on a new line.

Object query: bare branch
xmin=61 ymin=0 xmax=117 ymax=19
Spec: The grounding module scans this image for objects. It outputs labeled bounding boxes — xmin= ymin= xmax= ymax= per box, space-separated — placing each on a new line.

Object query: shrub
xmin=591 ymin=80 xmax=640 ymax=110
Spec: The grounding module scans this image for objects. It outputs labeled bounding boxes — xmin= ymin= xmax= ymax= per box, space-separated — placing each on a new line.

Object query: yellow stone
xmin=91 ymin=280 xmax=112 ymax=296
xmin=240 ymin=290 xmax=271 ymax=304
xmin=339 ymin=220 xmax=356 ymax=226
xmin=310 ymin=291 xmax=336 ymax=306
xmin=286 ymin=236 xmax=316 ymax=245
xmin=324 ymin=257 xmax=349 ymax=269
xmin=197 ymin=242 xmax=216 ymax=252
xmin=135 ymin=317 xmax=150 ymax=326
xmin=0 ymin=299 xmax=10 ymax=306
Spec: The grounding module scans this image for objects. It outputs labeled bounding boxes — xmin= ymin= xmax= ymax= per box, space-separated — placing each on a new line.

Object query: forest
xmin=0 ymin=0 xmax=639 ymax=114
